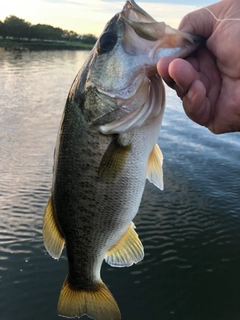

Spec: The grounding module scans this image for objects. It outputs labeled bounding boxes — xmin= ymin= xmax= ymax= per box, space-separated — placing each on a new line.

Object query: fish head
xmin=78 ymin=0 xmax=202 ymax=134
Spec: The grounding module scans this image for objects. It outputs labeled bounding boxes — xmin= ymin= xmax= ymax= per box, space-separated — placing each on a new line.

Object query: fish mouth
xmin=121 ymin=0 xmax=202 ymax=60
xmin=96 ymin=0 xmax=202 ymax=134
xmin=97 ymin=0 xmax=202 ymax=101
xmin=96 ymin=66 xmax=163 ymax=135
xmin=98 ymin=73 xmax=165 ymax=135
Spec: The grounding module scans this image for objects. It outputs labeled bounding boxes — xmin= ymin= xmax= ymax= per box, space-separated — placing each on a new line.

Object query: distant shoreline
xmin=0 ymin=39 xmax=94 ymax=51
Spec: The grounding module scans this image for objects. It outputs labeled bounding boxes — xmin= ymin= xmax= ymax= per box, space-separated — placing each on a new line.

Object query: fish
xmin=43 ymin=1 xmax=201 ymax=319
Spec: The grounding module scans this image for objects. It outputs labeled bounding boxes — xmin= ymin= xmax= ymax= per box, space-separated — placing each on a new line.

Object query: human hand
xmin=157 ymin=0 xmax=240 ymax=134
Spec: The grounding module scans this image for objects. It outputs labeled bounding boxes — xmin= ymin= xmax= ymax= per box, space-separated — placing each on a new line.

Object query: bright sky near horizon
xmin=1 ymin=0 xmax=217 ymax=36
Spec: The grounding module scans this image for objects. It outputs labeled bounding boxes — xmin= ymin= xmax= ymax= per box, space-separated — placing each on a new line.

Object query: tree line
xmin=0 ymin=15 xmax=97 ymax=44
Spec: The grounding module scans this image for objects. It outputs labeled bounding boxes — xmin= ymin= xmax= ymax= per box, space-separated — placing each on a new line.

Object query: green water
xmin=0 ymin=49 xmax=240 ymax=320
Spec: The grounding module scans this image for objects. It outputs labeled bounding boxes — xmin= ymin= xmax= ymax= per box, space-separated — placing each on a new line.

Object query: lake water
xmin=0 ymin=48 xmax=240 ymax=320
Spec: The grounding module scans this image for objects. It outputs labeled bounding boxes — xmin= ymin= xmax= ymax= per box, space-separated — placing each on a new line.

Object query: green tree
xmin=31 ymin=24 xmax=63 ymax=40
xmin=0 ymin=20 xmax=6 ymax=38
xmin=1 ymin=14 xmax=97 ymax=44
xmin=80 ymin=34 xmax=97 ymax=45
xmin=4 ymin=15 xmax=31 ymax=38
xmin=63 ymin=30 xmax=78 ymax=41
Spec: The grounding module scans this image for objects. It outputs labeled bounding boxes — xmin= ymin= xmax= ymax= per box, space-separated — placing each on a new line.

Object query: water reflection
xmin=0 ymin=49 xmax=240 ymax=320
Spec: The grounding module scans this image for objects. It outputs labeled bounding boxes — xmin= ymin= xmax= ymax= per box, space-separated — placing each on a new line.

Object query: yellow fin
xmin=146 ymin=143 xmax=164 ymax=190
xmin=105 ymin=222 xmax=144 ymax=267
xmin=99 ymin=136 xmax=131 ymax=181
xmin=58 ymin=277 xmax=121 ymax=320
xmin=43 ymin=196 xmax=65 ymax=259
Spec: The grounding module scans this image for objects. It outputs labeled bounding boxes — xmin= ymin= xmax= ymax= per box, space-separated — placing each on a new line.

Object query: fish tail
xmin=57 ymin=276 xmax=121 ymax=320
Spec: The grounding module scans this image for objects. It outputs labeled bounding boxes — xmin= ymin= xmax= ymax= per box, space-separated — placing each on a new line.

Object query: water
xmin=0 ymin=48 xmax=240 ymax=320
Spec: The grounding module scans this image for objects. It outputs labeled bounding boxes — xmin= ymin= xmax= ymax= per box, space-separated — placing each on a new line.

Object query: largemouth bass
xmin=43 ymin=1 xmax=201 ymax=319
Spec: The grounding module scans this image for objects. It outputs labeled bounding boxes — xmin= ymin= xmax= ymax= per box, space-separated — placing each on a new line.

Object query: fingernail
xmin=187 ymin=87 xmax=195 ymax=100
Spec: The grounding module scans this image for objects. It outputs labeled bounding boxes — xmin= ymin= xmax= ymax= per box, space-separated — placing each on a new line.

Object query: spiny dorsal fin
xmin=43 ymin=196 xmax=65 ymax=259
xmin=105 ymin=222 xmax=144 ymax=267
xmin=146 ymin=143 xmax=164 ymax=190
xmin=58 ymin=277 xmax=121 ymax=320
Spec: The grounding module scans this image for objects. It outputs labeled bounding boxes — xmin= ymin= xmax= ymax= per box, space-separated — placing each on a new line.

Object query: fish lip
xmin=122 ymin=0 xmax=156 ymax=23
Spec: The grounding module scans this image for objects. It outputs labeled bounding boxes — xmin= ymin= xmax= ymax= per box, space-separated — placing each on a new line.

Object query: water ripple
xmin=1 ymin=49 xmax=240 ymax=320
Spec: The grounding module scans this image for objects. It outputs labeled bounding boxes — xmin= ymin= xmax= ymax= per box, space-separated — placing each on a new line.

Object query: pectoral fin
xmin=105 ymin=222 xmax=144 ymax=267
xmin=43 ymin=196 xmax=65 ymax=259
xmin=99 ymin=136 xmax=131 ymax=181
xmin=147 ymin=143 xmax=164 ymax=190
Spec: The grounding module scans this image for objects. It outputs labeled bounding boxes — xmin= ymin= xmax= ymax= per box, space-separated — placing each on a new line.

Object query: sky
xmin=1 ymin=0 xmax=217 ymax=36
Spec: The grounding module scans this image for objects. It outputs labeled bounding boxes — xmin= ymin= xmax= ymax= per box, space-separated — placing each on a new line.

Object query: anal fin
xmin=43 ymin=196 xmax=65 ymax=259
xmin=147 ymin=143 xmax=164 ymax=190
xmin=105 ymin=222 xmax=144 ymax=267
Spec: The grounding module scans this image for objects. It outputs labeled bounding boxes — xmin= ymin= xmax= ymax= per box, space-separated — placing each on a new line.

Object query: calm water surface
xmin=0 ymin=48 xmax=240 ymax=320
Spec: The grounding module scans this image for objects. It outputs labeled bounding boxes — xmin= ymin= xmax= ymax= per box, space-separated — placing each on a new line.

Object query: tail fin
xmin=57 ymin=276 xmax=121 ymax=320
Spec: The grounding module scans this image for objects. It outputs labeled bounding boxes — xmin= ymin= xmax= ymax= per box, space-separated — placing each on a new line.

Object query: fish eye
xmin=98 ymin=31 xmax=117 ymax=54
